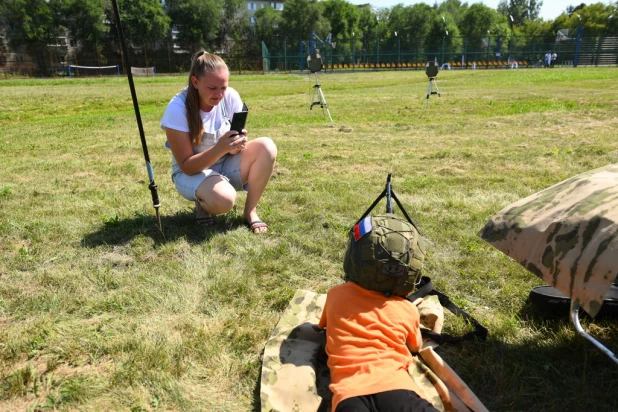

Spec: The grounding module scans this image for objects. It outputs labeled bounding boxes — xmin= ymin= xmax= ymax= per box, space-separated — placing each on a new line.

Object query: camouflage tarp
xmin=260 ymin=289 xmax=488 ymax=412
xmin=479 ymin=163 xmax=618 ymax=318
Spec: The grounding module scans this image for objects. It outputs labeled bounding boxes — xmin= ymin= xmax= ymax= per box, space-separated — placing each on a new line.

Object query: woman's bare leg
xmin=195 ymin=175 xmax=237 ymax=215
xmin=240 ymin=137 xmax=277 ymax=233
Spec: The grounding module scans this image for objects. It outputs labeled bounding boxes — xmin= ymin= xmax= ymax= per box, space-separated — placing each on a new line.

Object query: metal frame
xmin=570 ymin=301 xmax=618 ymax=365
xmin=111 ymin=0 xmax=162 ymax=231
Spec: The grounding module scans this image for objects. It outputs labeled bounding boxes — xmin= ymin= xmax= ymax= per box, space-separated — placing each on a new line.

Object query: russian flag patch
xmin=353 ymin=217 xmax=373 ymax=242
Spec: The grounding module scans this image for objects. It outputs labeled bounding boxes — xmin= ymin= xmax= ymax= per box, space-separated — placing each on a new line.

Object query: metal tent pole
xmin=111 ymin=0 xmax=162 ymax=231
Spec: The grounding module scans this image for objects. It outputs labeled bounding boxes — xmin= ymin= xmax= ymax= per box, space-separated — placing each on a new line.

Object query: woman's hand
xmin=214 ymin=130 xmax=243 ymax=154
xmin=226 ymin=129 xmax=248 ymax=155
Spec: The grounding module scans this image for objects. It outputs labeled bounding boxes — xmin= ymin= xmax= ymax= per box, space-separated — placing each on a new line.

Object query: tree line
xmin=262 ymin=0 xmax=617 ymax=52
xmin=1 ymin=0 xmax=617 ymax=74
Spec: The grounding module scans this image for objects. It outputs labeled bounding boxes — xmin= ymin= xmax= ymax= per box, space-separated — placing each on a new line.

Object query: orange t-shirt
xmin=318 ymin=281 xmax=425 ymax=412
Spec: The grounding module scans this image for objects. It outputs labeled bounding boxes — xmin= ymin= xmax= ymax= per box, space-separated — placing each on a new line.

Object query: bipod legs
xmin=354 ymin=174 xmax=421 ymax=234
xmin=423 ymin=77 xmax=441 ymax=108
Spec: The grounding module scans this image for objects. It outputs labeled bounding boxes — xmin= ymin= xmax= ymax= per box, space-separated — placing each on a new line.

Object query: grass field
xmin=1 ymin=67 xmax=618 ymax=411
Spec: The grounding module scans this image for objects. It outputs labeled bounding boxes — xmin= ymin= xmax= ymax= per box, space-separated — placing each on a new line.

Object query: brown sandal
xmin=194 ymin=200 xmax=215 ymax=226
xmin=247 ymin=220 xmax=268 ymax=234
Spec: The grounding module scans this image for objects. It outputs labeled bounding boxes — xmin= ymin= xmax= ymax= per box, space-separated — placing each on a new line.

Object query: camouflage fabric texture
xmin=344 ymin=214 xmax=426 ymax=297
xmin=478 ymin=163 xmax=618 ymax=318
xmin=260 ymin=289 xmax=488 ymax=412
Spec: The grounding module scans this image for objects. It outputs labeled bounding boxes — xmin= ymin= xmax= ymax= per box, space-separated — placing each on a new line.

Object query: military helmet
xmin=344 ymin=213 xmax=426 ymax=297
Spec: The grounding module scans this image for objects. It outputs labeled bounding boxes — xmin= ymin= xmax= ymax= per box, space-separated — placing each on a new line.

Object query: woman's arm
xmin=166 ymin=128 xmax=245 ymax=175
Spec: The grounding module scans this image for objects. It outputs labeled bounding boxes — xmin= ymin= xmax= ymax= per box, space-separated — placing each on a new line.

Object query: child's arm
xmin=405 ymin=303 xmax=423 ymax=353
xmin=406 ymin=330 xmax=423 ymax=354
xmin=318 ymin=301 xmax=327 ymax=330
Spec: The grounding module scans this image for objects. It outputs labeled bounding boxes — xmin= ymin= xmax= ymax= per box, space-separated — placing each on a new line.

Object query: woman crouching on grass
xmin=160 ymin=51 xmax=276 ymax=233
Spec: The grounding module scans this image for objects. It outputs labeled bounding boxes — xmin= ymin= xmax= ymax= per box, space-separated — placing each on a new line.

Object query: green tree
xmin=254 ymin=6 xmax=283 ymax=48
xmin=165 ymin=0 xmax=221 ymax=53
xmin=528 ymin=0 xmax=543 ymax=20
xmin=497 ymin=0 xmax=543 ymax=24
xmin=321 ymin=0 xmax=359 ymax=40
xmin=426 ymin=13 xmax=462 ymax=62
xmin=520 ymin=16 xmax=555 ymax=38
xmin=436 ymin=0 xmax=469 ymax=27
xmin=60 ymin=0 xmax=106 ymax=42
xmin=387 ymin=3 xmax=434 ymax=50
xmin=459 ymin=3 xmax=510 ymax=60
xmin=356 ymin=6 xmax=376 ymax=58
xmin=498 ymin=0 xmax=523 ymax=25
xmin=357 ymin=5 xmax=377 ymax=38
xmin=375 ymin=7 xmax=390 ymax=40
xmin=59 ymin=0 xmax=108 ymax=66
xmin=459 ymin=3 xmax=493 ymax=39
xmin=218 ymin=0 xmax=251 ymax=54
xmin=566 ymin=2 xmax=616 ymax=36
xmin=566 ymin=3 xmax=587 ymax=16
xmin=110 ymin=0 xmax=169 ymax=67
xmin=0 ymin=0 xmax=64 ymax=74
xmin=279 ymin=0 xmax=330 ymax=44
xmin=607 ymin=1 xmax=618 ymax=35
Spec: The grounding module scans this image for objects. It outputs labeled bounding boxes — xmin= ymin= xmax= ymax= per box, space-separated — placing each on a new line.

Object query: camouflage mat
xmin=479 ymin=163 xmax=618 ymax=318
xmin=260 ymin=289 xmax=488 ymax=412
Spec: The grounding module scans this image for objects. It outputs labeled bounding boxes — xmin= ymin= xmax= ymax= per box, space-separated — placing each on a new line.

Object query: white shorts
xmin=172 ymin=152 xmax=246 ymax=201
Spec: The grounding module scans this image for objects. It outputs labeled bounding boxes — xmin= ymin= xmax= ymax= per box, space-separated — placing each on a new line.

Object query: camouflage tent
xmin=260 ymin=289 xmax=488 ymax=412
xmin=478 ymin=163 xmax=618 ymax=364
xmin=478 ymin=163 xmax=618 ymax=318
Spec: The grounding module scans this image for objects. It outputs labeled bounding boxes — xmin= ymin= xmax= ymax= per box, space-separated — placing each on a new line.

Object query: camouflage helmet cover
xmin=344 ymin=213 xmax=426 ymax=297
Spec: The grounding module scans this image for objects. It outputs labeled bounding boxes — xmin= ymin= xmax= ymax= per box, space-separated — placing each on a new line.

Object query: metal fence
xmin=264 ymin=34 xmax=618 ymax=72
xmin=1 ymin=34 xmax=617 ymax=77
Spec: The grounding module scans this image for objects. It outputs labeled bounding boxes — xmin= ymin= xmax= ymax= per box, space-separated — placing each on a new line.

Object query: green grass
xmin=1 ymin=68 xmax=618 ymax=411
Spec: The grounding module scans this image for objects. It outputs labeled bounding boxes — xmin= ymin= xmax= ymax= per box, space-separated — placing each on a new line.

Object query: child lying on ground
xmin=319 ymin=213 xmax=439 ymax=412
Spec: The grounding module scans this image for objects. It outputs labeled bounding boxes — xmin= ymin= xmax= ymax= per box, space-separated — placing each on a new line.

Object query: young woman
xmin=160 ymin=51 xmax=277 ymax=233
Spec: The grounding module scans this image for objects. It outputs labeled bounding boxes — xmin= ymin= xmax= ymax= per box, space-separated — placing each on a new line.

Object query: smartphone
xmin=230 ymin=110 xmax=248 ymax=136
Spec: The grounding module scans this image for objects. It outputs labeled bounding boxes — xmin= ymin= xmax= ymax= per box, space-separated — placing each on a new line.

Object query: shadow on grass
xmin=251 ymin=348 xmax=265 ymax=412
xmin=444 ymin=332 xmax=617 ymax=411
xmin=433 ymin=299 xmax=618 ymax=411
xmin=82 ymin=210 xmax=247 ymax=247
